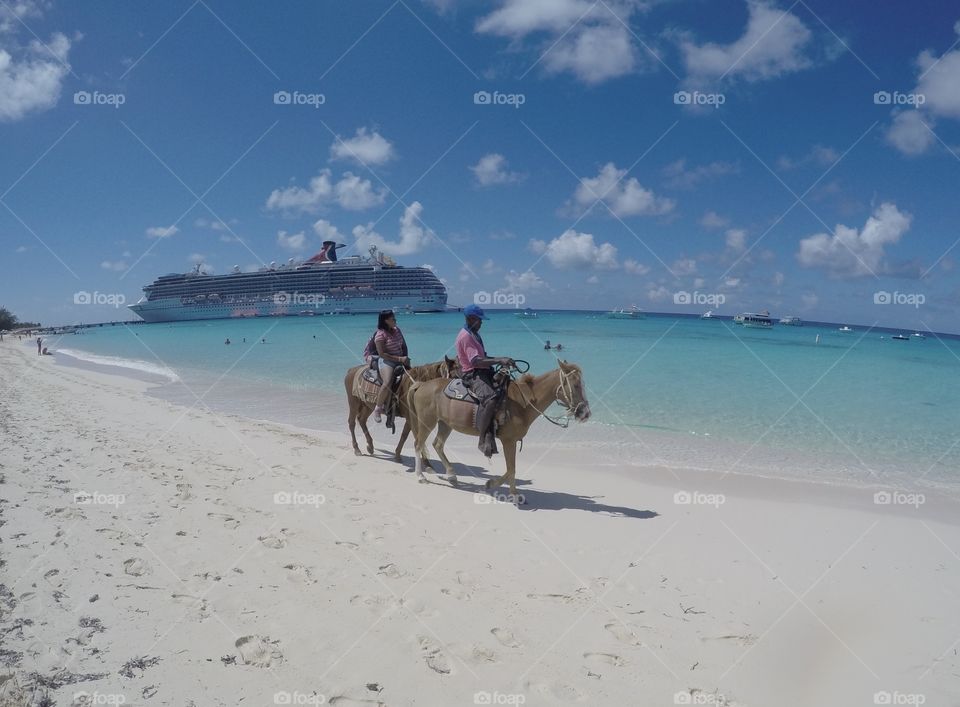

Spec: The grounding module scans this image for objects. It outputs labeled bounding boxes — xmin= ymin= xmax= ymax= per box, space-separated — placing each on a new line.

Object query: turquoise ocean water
xmin=44 ymin=312 xmax=960 ymax=494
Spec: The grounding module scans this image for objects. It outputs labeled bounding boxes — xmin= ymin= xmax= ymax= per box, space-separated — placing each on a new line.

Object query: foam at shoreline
xmin=56 ymin=347 xmax=181 ymax=382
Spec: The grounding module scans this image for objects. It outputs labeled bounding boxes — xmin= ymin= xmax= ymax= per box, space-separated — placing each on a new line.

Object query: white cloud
xmin=573 ymin=162 xmax=674 ymax=217
xmin=776 ymin=144 xmax=839 ymax=170
xmin=543 ymin=23 xmax=635 ymax=84
xmin=646 ymin=284 xmax=671 ymax=302
xmin=671 ymin=258 xmax=697 ymax=276
xmin=353 ymin=201 xmax=435 ymax=256
xmin=0 ymin=31 xmax=71 ymax=122
xmin=586 ymin=275 xmax=600 ymax=284
xmin=700 ymin=210 xmax=729 ymax=229
xmin=329 ymin=127 xmax=395 ymax=166
xmin=505 ymin=269 xmax=546 ymax=290
xmin=312 ymin=219 xmax=341 ymax=240
xmin=884 ymin=110 xmax=934 ymax=156
xmin=885 ymin=24 xmax=960 ymax=155
xmin=100 ymin=260 xmax=128 ymax=272
xmin=15 ymin=245 xmax=27 ymax=252
xmin=470 ymin=153 xmax=522 ymax=186
xmin=265 ymin=169 xmax=386 ymax=213
xmin=725 ymin=228 xmax=747 ymax=251
xmin=334 ymin=171 xmax=387 ymax=210
xmin=266 ymin=170 xmax=332 ymax=212
xmin=476 ymin=0 xmax=643 ymax=84
xmin=797 ymin=202 xmax=912 ymax=277
xmin=662 ymin=159 xmax=739 ymax=189
xmin=623 ymin=258 xmax=649 ymax=275
xmin=529 ymin=229 xmax=618 ymax=270
xmin=277 ymin=230 xmax=307 ymax=251
xmin=680 ymin=1 xmax=814 ymax=83
xmin=146 ymin=225 xmax=179 ymax=239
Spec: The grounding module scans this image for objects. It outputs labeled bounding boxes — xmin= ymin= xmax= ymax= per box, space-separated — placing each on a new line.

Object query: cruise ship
xmin=129 ymin=242 xmax=447 ymax=323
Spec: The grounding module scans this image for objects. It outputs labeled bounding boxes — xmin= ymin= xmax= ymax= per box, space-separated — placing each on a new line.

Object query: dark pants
xmin=464 ymin=369 xmax=498 ymax=456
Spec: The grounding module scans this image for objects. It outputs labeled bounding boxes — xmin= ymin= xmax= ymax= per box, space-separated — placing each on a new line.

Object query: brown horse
xmin=344 ymin=357 xmax=459 ymax=460
xmin=406 ymin=361 xmax=590 ymax=502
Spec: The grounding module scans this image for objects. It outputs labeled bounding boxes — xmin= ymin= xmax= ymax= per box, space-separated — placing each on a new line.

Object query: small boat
xmin=606 ymin=305 xmax=645 ymax=320
xmin=738 ymin=310 xmax=774 ymax=328
xmin=701 ymin=310 xmax=716 ymax=319
xmin=838 ymin=325 xmax=853 ymax=333
xmin=912 ymin=332 xmax=926 ymax=340
xmin=892 ymin=334 xmax=909 ymax=341
xmin=779 ymin=316 xmax=803 ymax=326
xmin=514 ymin=308 xmax=539 ymax=319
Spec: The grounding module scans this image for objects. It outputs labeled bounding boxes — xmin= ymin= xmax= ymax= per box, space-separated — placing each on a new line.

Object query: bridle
xmin=512 ymin=365 xmax=585 ymax=428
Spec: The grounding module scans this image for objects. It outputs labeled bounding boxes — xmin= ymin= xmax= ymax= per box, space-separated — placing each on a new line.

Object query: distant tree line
xmin=0 ymin=307 xmax=40 ymax=331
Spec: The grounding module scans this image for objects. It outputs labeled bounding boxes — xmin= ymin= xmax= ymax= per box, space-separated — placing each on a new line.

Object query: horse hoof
xmin=416 ymin=473 xmax=428 ymax=484
xmin=393 ymin=455 xmax=402 ymax=463
xmin=444 ymin=474 xmax=459 ymax=487
xmin=366 ymin=446 xmax=375 ymax=455
xmin=484 ymin=479 xmax=495 ymax=490
xmin=353 ymin=448 xmax=363 ymax=457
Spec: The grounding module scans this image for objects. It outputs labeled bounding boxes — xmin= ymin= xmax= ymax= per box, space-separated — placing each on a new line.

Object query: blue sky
xmin=2 ymin=0 xmax=959 ymax=331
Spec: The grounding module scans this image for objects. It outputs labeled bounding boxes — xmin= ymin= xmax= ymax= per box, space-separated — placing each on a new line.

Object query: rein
xmin=510 ymin=366 xmax=580 ymax=428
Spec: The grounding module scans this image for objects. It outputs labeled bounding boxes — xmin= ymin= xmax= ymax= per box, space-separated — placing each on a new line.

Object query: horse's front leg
xmin=394 ymin=419 xmax=410 ymax=462
xmin=432 ymin=421 xmax=457 ymax=486
xmin=502 ymin=439 xmax=524 ymax=505
xmin=348 ymin=404 xmax=363 ymax=456
xmin=358 ymin=406 xmax=375 ymax=455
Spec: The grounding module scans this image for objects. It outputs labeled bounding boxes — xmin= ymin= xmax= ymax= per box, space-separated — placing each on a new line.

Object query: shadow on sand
xmin=392 ymin=454 xmax=659 ymax=519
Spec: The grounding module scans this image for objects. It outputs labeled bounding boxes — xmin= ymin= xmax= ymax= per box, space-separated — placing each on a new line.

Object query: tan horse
xmin=344 ymin=357 xmax=459 ymax=460
xmin=406 ymin=361 xmax=590 ymax=501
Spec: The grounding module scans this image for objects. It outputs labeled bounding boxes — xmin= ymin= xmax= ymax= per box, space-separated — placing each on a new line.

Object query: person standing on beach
xmin=372 ymin=310 xmax=409 ymax=423
xmin=455 ymin=304 xmax=514 ymax=458
xmin=37 ymin=337 xmax=42 ymax=355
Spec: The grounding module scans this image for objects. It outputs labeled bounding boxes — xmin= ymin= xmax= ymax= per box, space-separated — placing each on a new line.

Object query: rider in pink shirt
xmin=456 ymin=304 xmax=514 ymax=457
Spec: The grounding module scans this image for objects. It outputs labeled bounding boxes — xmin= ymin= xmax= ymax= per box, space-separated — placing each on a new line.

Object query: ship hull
xmin=130 ymin=293 xmax=446 ymax=323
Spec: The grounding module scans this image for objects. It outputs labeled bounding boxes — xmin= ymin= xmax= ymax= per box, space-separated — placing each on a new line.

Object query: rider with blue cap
xmin=455 ymin=304 xmax=515 ymax=457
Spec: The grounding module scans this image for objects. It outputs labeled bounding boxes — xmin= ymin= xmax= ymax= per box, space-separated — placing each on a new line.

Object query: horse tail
xmin=405 ymin=380 xmax=422 ymax=423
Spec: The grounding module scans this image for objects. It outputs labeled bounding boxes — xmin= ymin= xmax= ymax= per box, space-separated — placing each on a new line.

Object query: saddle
xmin=443 ymin=378 xmax=479 ymax=402
xmin=356 ymin=359 xmax=405 ymax=432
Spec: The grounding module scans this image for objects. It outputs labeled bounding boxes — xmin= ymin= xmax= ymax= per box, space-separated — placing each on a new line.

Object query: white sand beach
xmin=1 ymin=340 xmax=959 ymax=707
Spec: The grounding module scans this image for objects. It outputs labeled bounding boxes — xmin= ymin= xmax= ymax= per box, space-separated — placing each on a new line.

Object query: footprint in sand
xmin=470 ymin=645 xmax=497 ymax=663
xmin=171 ymin=594 xmax=211 ymax=621
xmin=361 ymin=530 xmax=384 ymax=546
xmin=284 ymin=564 xmax=316 ymax=585
xmin=604 ymin=622 xmax=640 ymax=646
xmin=583 ymin=652 xmax=625 ymax=669
xmin=207 ymin=512 xmax=239 ymax=530
xmin=376 ymin=563 xmax=404 ymax=579
xmin=335 ymin=541 xmax=360 ymax=550
xmin=440 ymin=587 xmax=472 ymax=601
xmin=259 ymin=533 xmax=287 ymax=549
xmin=123 ymin=558 xmax=149 ymax=577
xmin=347 ymin=497 xmax=369 ymax=506
xmin=235 ymin=635 xmax=283 ymax=667
xmin=401 ymin=598 xmax=438 ymax=618
xmin=328 ymin=698 xmax=386 ymax=706
xmin=417 ymin=636 xmax=451 ymax=675
xmin=17 ymin=592 xmax=43 ymax=618
xmin=350 ymin=594 xmax=395 ymax=612
xmin=491 ymin=627 xmax=521 ymax=648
